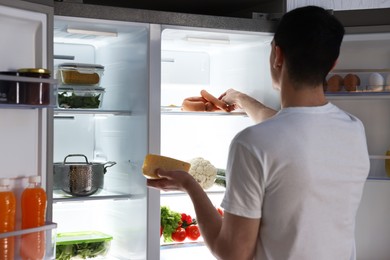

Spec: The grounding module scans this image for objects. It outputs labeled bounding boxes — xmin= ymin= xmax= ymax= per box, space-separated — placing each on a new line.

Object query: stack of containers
xmin=56 ymin=63 xmax=105 ymax=109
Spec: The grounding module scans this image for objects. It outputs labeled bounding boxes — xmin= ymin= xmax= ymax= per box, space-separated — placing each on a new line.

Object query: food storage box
xmin=18 ymin=68 xmax=51 ymax=105
xmin=57 ymin=86 xmax=105 ymax=109
xmin=56 ymin=231 xmax=113 ymax=260
xmin=58 ymin=63 xmax=104 ymax=86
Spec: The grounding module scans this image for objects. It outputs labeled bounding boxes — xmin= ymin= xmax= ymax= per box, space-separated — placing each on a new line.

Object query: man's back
xmin=222 ymin=103 xmax=370 ymax=260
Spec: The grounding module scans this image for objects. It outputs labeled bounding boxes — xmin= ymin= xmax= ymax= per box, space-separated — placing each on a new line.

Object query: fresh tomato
xmin=181 ymin=213 xmax=193 ymax=224
xmin=217 ymin=207 xmax=224 ymax=217
xmin=171 ymin=227 xmax=186 ymax=242
xmin=186 ymin=225 xmax=201 ymax=241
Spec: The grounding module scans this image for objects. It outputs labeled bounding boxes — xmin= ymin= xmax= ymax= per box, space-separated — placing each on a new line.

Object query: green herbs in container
xmin=57 ymin=87 xmax=105 ymax=109
xmin=56 ymin=231 xmax=113 ymax=260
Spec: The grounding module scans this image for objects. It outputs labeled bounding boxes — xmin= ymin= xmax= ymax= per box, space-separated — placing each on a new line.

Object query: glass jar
xmin=17 ymin=68 xmax=51 ymax=105
xmin=0 ymin=71 xmax=24 ymax=104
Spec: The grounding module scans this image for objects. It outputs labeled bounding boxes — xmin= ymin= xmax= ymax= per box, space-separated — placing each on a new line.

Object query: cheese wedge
xmin=142 ymin=154 xmax=191 ymax=179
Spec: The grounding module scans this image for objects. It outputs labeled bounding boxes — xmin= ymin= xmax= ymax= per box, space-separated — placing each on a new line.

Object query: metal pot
xmin=53 ymin=154 xmax=116 ymax=197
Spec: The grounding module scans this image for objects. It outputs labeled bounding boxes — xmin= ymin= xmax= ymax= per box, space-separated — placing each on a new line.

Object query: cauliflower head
xmin=188 ymin=157 xmax=217 ymax=189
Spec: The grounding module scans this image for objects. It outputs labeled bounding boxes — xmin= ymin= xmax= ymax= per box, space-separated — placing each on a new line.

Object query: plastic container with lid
xmin=20 ymin=175 xmax=47 ymax=260
xmin=57 ymin=63 xmax=104 ymax=86
xmin=57 ymin=86 xmax=105 ymax=109
xmin=56 ymin=231 xmax=113 ymax=259
xmin=0 ymin=178 xmax=16 ymax=260
xmin=18 ymin=68 xmax=51 ymax=105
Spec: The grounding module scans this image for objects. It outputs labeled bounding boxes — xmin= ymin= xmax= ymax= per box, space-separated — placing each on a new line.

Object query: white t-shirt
xmin=221 ymin=103 xmax=370 ymax=260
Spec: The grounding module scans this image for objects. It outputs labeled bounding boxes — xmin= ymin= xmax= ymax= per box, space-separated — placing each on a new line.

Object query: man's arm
xmin=221 ymin=89 xmax=277 ymax=124
xmin=148 ymin=169 xmax=260 ymax=260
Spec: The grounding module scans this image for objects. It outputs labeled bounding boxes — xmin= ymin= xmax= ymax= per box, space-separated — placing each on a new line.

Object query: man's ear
xmin=273 ymin=45 xmax=284 ymax=69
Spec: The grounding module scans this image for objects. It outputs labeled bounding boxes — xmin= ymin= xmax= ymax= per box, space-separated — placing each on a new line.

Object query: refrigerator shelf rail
xmin=0 ymin=222 xmax=57 ymax=239
xmin=53 ymin=191 xmax=145 ymax=202
xmin=161 ymin=106 xmax=247 ymax=116
xmin=54 ymin=109 xmax=132 ymax=116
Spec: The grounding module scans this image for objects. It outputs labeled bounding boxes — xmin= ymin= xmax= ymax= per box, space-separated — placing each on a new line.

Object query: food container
xmin=17 ymin=68 xmax=51 ymax=105
xmin=0 ymin=71 xmax=19 ymax=103
xmin=57 ymin=86 xmax=105 ymax=109
xmin=53 ymin=154 xmax=116 ymax=196
xmin=0 ymin=71 xmax=26 ymax=104
xmin=57 ymin=63 xmax=104 ymax=86
xmin=56 ymin=231 xmax=112 ymax=260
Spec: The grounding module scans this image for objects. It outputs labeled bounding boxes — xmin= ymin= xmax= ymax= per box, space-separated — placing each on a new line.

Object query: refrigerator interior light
xmin=186 ymin=36 xmax=230 ymax=44
xmin=66 ymin=28 xmax=118 ymax=37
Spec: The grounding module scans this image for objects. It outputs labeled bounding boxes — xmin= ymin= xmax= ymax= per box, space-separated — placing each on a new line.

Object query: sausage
xmin=182 ymin=96 xmax=208 ymax=111
xmin=200 ymin=90 xmax=230 ymax=111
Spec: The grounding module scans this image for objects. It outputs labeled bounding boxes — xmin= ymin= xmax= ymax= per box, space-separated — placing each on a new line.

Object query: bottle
xmin=0 ymin=178 xmax=16 ymax=260
xmin=20 ymin=176 xmax=47 ymax=260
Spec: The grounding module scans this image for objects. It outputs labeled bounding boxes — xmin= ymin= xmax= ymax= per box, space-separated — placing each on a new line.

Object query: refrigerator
xmin=1 ymin=1 xmax=390 ymax=259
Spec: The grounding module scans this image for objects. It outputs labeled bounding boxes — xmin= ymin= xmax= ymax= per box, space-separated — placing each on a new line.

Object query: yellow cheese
xmin=142 ymin=154 xmax=191 ymax=179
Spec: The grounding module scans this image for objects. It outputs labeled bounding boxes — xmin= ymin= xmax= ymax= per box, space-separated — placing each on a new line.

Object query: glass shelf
xmin=161 ymin=106 xmax=247 ymax=116
xmin=52 ymin=189 xmax=144 ymax=202
xmin=54 ymin=109 xmax=132 ymax=116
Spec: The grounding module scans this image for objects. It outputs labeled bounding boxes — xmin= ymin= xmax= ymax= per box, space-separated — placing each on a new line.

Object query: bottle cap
xmin=29 ymin=175 xmax=41 ymax=184
xmin=0 ymin=178 xmax=11 ymax=186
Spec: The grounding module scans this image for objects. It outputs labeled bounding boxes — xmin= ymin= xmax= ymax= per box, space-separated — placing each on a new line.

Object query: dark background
xmin=82 ymin=0 xmax=286 ymax=18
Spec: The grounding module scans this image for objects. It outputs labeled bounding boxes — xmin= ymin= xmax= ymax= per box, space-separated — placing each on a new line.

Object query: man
xmin=148 ymin=6 xmax=370 ymax=260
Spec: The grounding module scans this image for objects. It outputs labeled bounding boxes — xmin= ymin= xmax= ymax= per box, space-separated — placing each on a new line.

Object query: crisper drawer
xmin=0 ymin=222 xmax=57 ymax=260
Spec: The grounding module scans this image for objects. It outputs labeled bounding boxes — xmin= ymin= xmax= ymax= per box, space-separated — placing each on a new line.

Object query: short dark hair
xmin=273 ymin=6 xmax=345 ymax=87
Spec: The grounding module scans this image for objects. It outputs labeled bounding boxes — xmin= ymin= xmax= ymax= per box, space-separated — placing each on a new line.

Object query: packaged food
xmin=18 ymin=68 xmax=51 ymax=105
xmin=58 ymin=63 xmax=104 ymax=86
xmin=57 ymin=86 xmax=105 ymax=109
xmin=56 ymin=231 xmax=113 ymax=260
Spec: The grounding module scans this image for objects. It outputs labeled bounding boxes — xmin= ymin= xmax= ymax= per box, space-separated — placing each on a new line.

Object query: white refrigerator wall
xmin=52 ymin=17 xmax=150 ymax=259
xmin=160 ymin=28 xmax=279 ymax=168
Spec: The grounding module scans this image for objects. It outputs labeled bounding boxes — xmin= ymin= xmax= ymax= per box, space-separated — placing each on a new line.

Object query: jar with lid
xmin=17 ymin=68 xmax=51 ymax=105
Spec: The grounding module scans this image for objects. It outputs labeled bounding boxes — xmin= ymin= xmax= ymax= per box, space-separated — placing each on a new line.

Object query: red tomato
xmin=186 ymin=225 xmax=201 ymax=241
xmin=171 ymin=227 xmax=186 ymax=242
xmin=160 ymin=226 xmax=163 ymax=237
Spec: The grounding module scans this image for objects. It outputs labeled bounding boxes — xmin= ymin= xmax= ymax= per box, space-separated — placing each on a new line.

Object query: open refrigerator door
xmin=0 ymin=0 xmax=57 ymax=259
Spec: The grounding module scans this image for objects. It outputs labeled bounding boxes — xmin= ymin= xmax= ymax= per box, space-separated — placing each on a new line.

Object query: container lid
xmin=58 ymin=86 xmax=105 ymax=92
xmin=56 ymin=231 xmax=113 ymax=245
xmin=28 ymin=175 xmax=41 ymax=184
xmin=58 ymin=63 xmax=104 ymax=70
xmin=18 ymin=68 xmax=51 ymax=75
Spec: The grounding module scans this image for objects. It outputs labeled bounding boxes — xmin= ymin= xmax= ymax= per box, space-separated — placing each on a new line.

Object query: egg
xmin=368 ymin=72 xmax=384 ymax=91
xmin=384 ymin=74 xmax=390 ymax=91
xmin=326 ymin=74 xmax=343 ymax=92
xmin=386 ymin=74 xmax=390 ymax=85
xmin=344 ymin=74 xmax=360 ymax=92
xmin=368 ymin=72 xmax=384 ymax=88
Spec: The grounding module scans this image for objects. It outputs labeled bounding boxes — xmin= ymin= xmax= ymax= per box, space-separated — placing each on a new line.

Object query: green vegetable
xmin=55 ymin=231 xmax=112 ymax=260
xmin=58 ymin=91 xmax=101 ymax=109
xmin=160 ymin=206 xmax=181 ymax=243
xmin=214 ymin=168 xmax=226 ymax=187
